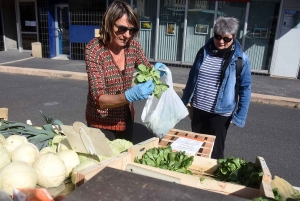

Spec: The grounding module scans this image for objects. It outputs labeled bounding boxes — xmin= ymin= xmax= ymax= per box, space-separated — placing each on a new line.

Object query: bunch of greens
xmin=213 ymin=156 xmax=263 ymax=189
xmin=0 ymin=120 xmax=56 ymax=150
xmin=253 ymin=188 xmax=284 ymax=201
xmin=134 ymin=146 xmax=194 ymax=175
xmin=134 ymin=64 xmax=169 ymax=98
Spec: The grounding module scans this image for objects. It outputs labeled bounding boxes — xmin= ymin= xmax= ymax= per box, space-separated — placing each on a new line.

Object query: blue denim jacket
xmin=182 ymin=38 xmax=252 ymax=128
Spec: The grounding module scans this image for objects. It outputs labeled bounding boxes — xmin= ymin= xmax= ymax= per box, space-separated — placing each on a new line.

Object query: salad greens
xmin=213 ymin=156 xmax=263 ymax=189
xmin=134 ymin=146 xmax=194 ymax=175
xmin=253 ymin=188 xmax=284 ymax=201
xmin=134 ymin=64 xmax=169 ymax=99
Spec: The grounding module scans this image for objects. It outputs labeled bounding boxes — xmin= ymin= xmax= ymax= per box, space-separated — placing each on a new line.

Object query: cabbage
xmin=0 ymin=161 xmax=38 ymax=195
xmin=0 ymin=134 xmax=5 ymax=145
xmin=40 ymin=146 xmax=56 ymax=155
xmin=0 ymin=144 xmax=10 ymax=170
xmin=77 ymin=153 xmax=109 ymax=163
xmin=50 ymin=135 xmax=66 ymax=152
xmin=4 ymin=135 xmax=28 ymax=158
xmin=56 ymin=150 xmax=80 ymax=177
xmin=33 ymin=153 xmax=66 ymax=188
xmin=12 ymin=143 xmax=39 ymax=166
xmin=71 ymin=160 xmax=97 ymax=184
xmin=108 ymin=139 xmax=133 ymax=156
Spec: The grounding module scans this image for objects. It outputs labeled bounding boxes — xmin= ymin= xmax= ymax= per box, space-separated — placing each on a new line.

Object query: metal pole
xmin=15 ymin=0 xmax=22 ymax=52
xmin=269 ymin=0 xmax=284 ymax=75
xmin=154 ymin=0 xmax=160 ymax=61
xmin=242 ymin=2 xmax=250 ymax=50
xmin=180 ymin=0 xmax=188 ymax=64
xmin=213 ymin=1 xmax=218 ymax=37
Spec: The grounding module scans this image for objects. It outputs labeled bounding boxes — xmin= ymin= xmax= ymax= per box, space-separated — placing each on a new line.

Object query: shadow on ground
xmin=101 ymin=122 xmax=155 ymax=144
xmin=132 ymin=122 xmax=155 ymax=144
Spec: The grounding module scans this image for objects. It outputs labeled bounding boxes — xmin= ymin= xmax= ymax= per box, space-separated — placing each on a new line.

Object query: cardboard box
xmin=13 ymin=188 xmax=54 ymax=201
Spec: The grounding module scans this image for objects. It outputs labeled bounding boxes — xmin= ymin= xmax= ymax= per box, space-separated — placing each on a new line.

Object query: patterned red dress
xmin=85 ymin=37 xmax=151 ymax=131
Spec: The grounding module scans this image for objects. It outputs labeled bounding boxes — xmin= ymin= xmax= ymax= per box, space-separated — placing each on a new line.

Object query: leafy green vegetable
xmin=213 ymin=156 xmax=263 ymax=189
xmin=134 ymin=64 xmax=169 ymax=99
xmin=252 ymin=188 xmax=284 ymax=201
xmin=0 ymin=119 xmax=56 ymax=150
xmin=108 ymin=139 xmax=133 ymax=156
xmin=134 ymin=146 xmax=194 ymax=175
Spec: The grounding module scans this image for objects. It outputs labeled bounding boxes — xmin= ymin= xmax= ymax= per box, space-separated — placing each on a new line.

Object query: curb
xmin=1 ymin=66 xmax=300 ymax=109
xmin=0 ymin=66 xmax=88 ymax=81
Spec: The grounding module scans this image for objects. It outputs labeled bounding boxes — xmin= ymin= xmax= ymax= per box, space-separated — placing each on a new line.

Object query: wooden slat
xmin=159 ymin=129 xmax=216 ymax=158
xmin=0 ymin=108 xmax=8 ymax=121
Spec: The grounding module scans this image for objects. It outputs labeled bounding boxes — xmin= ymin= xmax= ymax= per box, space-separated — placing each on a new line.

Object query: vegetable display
xmin=12 ymin=143 xmax=39 ymax=166
xmin=108 ymin=139 xmax=133 ymax=156
xmin=134 ymin=146 xmax=194 ymax=175
xmin=0 ymin=120 xmax=56 ymax=151
xmin=0 ymin=144 xmax=10 ymax=169
xmin=33 ymin=153 xmax=67 ymax=188
xmin=134 ymin=64 xmax=169 ymax=99
xmin=271 ymin=176 xmax=300 ymax=201
xmin=213 ymin=156 xmax=263 ymax=189
xmin=0 ymin=161 xmax=38 ymax=195
xmin=253 ymin=188 xmax=284 ymax=201
xmin=4 ymin=135 xmax=28 ymax=157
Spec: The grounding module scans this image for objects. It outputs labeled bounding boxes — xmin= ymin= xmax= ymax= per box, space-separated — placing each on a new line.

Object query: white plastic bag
xmin=141 ymin=67 xmax=189 ymax=139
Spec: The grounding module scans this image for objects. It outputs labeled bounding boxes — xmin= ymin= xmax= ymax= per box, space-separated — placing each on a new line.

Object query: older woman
xmin=85 ymin=1 xmax=164 ymax=142
xmin=182 ymin=17 xmax=252 ymax=159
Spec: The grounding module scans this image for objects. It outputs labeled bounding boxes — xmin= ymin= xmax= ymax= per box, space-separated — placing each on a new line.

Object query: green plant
xmin=134 ymin=146 xmax=194 ymax=175
xmin=134 ymin=64 xmax=169 ymax=99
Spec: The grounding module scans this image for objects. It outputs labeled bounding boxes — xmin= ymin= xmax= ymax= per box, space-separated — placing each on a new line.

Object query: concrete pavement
xmin=0 ymin=50 xmax=300 ymax=108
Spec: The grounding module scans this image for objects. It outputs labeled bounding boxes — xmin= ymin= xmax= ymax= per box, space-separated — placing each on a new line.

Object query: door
xmin=271 ymin=9 xmax=300 ymax=78
xmin=55 ymin=4 xmax=70 ymax=57
xmin=16 ymin=0 xmax=39 ymax=51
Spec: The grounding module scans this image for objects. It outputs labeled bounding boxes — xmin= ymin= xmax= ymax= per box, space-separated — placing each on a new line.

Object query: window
xmin=184 ymin=0 xmax=215 ymax=63
xmin=244 ymin=0 xmax=280 ymax=71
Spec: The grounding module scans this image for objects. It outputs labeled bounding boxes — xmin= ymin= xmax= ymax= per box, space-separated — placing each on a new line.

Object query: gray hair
xmin=213 ymin=17 xmax=239 ymax=36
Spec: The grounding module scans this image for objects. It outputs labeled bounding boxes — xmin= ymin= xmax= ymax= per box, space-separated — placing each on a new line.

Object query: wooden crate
xmin=0 ymin=108 xmax=8 ymax=120
xmin=159 ymin=129 xmax=215 ymax=158
xmin=77 ymin=138 xmax=274 ymax=200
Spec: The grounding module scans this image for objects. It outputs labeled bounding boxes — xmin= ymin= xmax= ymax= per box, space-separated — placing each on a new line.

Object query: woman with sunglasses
xmin=182 ymin=17 xmax=252 ymax=159
xmin=85 ymin=1 xmax=164 ymax=142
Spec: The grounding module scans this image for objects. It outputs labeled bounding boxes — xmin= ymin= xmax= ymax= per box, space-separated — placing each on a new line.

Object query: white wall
xmin=270 ymin=0 xmax=300 ymax=78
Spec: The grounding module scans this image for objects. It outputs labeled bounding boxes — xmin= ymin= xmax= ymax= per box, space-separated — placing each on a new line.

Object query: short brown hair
xmin=99 ymin=0 xmax=139 ymax=44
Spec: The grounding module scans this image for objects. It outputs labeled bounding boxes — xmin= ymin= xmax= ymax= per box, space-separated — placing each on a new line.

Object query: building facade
xmin=0 ymin=0 xmax=299 ymax=78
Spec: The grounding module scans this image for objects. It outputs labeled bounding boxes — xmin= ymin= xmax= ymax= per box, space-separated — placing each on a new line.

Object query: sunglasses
xmin=114 ymin=24 xmax=138 ymax=35
xmin=214 ymin=33 xmax=233 ymax=42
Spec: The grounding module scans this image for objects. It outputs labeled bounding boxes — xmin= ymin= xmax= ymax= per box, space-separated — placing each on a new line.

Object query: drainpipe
xmin=154 ymin=0 xmax=160 ymax=61
xmin=242 ymin=2 xmax=250 ymax=50
xmin=0 ymin=0 xmax=6 ymax=51
xmin=180 ymin=0 xmax=188 ymax=64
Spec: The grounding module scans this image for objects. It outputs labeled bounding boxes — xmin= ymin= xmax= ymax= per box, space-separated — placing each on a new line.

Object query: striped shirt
xmin=193 ymin=54 xmax=231 ymax=116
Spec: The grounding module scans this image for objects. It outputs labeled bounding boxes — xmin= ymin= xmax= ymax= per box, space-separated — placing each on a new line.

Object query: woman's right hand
xmin=125 ymin=80 xmax=154 ymax=102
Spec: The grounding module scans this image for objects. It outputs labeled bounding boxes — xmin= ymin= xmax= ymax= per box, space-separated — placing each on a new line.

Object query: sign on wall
xmin=282 ymin=10 xmax=300 ymax=29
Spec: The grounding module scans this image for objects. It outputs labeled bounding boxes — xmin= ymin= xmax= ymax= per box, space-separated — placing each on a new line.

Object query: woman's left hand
xmin=154 ymin=62 xmax=167 ymax=77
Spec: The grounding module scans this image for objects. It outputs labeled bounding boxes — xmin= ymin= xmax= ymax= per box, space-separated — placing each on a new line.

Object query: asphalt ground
xmin=1 ymin=50 xmax=300 ymax=108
